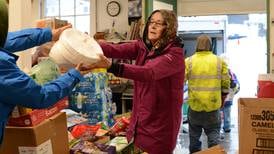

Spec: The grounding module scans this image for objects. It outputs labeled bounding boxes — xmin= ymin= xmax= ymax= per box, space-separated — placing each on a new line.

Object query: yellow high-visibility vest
xmin=185 ymin=51 xmax=230 ymax=112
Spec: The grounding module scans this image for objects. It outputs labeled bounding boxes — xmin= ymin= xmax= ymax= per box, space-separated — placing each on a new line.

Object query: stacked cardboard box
xmin=36 ymin=18 xmax=68 ymax=29
xmin=195 ymin=145 xmax=226 ymax=154
xmin=239 ymin=98 xmax=274 ymax=154
xmin=194 ymin=145 xmax=226 ymax=154
xmin=0 ymin=112 xmax=69 ymax=154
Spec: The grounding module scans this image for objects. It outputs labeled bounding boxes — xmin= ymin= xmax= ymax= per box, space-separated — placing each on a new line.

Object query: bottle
xmin=76 ymin=92 xmax=84 ymax=109
xmin=11 ymin=106 xmax=20 ymax=118
xmin=111 ymin=102 xmax=117 ymax=115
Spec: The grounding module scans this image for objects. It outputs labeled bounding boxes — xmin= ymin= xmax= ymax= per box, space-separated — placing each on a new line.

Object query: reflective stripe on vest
xmin=188 ymin=56 xmax=221 ymax=92
xmin=190 ymin=87 xmax=221 ymax=91
xmin=189 ymin=75 xmax=221 ymax=79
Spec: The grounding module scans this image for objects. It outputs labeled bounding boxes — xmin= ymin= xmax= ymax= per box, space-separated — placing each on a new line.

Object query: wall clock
xmin=106 ymin=1 xmax=121 ymax=17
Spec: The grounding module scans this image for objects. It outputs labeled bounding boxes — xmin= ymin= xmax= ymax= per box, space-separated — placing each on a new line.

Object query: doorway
xmin=178 ymin=13 xmax=267 ymax=98
xmin=177 ymin=14 xmax=267 ymax=153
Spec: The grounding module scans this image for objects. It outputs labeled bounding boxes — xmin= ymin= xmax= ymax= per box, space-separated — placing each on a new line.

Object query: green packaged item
xmin=29 ymin=57 xmax=61 ymax=85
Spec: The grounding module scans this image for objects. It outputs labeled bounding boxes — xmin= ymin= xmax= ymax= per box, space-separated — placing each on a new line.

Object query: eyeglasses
xmin=148 ymin=21 xmax=166 ymax=27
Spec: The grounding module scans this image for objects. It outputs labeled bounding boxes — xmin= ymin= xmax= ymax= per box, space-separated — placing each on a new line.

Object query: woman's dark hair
xmin=143 ymin=9 xmax=178 ymax=55
xmin=0 ymin=0 xmax=8 ymax=47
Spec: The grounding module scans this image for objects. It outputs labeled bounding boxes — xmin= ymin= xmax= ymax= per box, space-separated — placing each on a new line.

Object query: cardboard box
xmin=0 ymin=112 xmax=69 ymax=154
xmin=239 ymin=98 xmax=274 ymax=154
xmin=36 ymin=18 xmax=68 ymax=29
xmin=194 ymin=145 xmax=226 ymax=154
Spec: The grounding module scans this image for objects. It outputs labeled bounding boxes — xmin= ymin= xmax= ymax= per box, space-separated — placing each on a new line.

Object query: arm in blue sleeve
xmin=4 ymin=28 xmax=52 ymax=53
xmin=0 ymin=58 xmax=83 ymax=109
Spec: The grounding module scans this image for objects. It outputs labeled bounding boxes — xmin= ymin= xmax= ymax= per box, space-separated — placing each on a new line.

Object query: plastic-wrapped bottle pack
xmin=69 ymin=69 xmax=115 ymax=127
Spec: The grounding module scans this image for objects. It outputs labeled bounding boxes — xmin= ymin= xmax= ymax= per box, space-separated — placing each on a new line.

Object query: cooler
xmin=257 ymin=74 xmax=274 ymax=98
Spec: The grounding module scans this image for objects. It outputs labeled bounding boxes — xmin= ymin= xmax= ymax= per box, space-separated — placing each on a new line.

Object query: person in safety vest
xmin=185 ymin=34 xmax=230 ymax=153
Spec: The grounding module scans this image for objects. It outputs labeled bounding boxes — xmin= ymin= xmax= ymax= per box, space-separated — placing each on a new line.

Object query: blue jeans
xmin=188 ymin=108 xmax=221 ymax=153
xmin=222 ymin=105 xmax=231 ymax=131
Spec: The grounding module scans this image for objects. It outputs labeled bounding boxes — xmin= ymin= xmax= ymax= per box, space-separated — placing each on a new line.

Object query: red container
xmin=7 ymin=97 xmax=69 ymax=127
xmin=110 ymin=117 xmax=130 ymax=135
xmin=45 ymin=97 xmax=68 ymax=118
xmin=257 ymin=74 xmax=274 ymax=98
xmin=7 ymin=109 xmax=47 ymax=127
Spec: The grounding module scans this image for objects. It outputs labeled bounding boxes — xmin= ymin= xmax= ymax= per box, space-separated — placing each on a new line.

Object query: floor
xmin=175 ymin=103 xmax=239 ymax=154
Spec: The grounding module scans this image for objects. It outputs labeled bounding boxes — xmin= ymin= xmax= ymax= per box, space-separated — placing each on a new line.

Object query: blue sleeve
xmin=0 ymin=57 xmax=84 ymax=109
xmin=4 ymin=28 xmax=52 ymax=53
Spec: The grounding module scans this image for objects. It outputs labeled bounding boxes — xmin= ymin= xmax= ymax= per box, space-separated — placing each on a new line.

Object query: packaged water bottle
xmin=111 ymin=102 xmax=117 ymax=115
xmin=76 ymin=92 xmax=84 ymax=109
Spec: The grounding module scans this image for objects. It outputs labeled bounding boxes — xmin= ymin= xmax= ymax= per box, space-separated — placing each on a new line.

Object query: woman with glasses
xmin=92 ymin=9 xmax=185 ymax=154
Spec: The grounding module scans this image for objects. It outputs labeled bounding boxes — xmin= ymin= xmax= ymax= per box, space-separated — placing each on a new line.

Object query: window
xmin=42 ymin=0 xmax=91 ymax=34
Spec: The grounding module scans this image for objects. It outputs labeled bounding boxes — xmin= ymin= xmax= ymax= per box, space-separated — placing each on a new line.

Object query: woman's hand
xmin=74 ymin=55 xmax=111 ymax=75
xmin=92 ymin=54 xmax=112 ymax=69
xmin=51 ymin=24 xmax=72 ymax=41
xmin=75 ymin=63 xmax=93 ymax=75
xmin=32 ymin=42 xmax=55 ymax=66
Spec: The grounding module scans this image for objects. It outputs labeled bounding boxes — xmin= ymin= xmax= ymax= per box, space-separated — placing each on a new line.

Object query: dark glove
xmin=221 ymin=92 xmax=228 ymax=108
